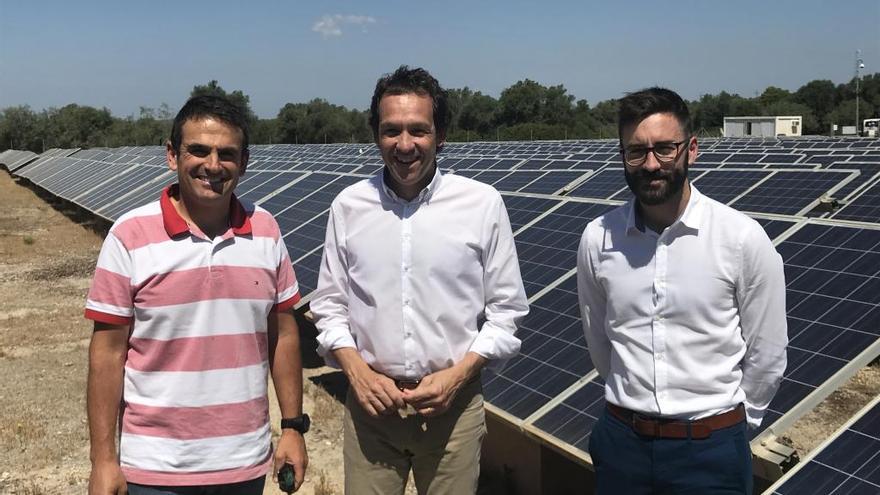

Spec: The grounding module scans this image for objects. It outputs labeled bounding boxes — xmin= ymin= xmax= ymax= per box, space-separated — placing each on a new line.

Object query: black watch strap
xmin=281 ymin=413 xmax=310 ymax=434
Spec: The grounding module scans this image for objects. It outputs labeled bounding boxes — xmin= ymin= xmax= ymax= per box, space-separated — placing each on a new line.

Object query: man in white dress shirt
xmin=310 ymin=66 xmax=528 ymax=494
xmin=577 ymin=87 xmax=787 ymax=494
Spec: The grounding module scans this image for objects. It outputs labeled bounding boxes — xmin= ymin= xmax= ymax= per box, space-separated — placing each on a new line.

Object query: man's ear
xmin=437 ymin=131 xmax=447 ymax=152
xmin=166 ymin=140 xmax=178 ymax=172
xmin=687 ymin=135 xmax=698 ymax=165
xmin=240 ymin=149 xmax=249 ymax=177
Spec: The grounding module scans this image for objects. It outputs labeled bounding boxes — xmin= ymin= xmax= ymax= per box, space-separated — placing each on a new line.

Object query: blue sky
xmin=1 ymin=0 xmax=878 ymax=118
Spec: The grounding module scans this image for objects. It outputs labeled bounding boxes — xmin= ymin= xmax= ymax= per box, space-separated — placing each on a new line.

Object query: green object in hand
xmin=278 ymin=463 xmax=296 ymax=493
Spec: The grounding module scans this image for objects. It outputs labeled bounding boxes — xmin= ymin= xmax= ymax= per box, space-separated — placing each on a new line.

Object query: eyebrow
xmin=184 ymin=143 xmax=241 ymax=154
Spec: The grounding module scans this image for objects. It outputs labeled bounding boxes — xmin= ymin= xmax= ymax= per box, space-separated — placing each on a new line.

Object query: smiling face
xmin=621 ymin=112 xmax=697 ymax=206
xmin=376 ymin=92 xmax=444 ymax=201
xmin=166 ymin=116 xmax=248 ymax=213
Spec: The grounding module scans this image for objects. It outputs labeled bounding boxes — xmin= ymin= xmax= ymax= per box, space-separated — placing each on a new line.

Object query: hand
xmin=350 ymin=364 xmax=407 ymax=417
xmin=334 ymin=349 xmax=406 ymax=418
xmin=88 ymin=460 xmax=127 ymax=495
xmin=273 ymin=430 xmax=308 ymax=492
xmin=401 ymin=367 xmax=467 ymax=417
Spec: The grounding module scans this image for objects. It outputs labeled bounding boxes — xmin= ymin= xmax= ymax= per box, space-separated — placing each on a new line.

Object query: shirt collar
xmin=625 ymin=183 xmax=704 ymax=235
xmin=159 ymin=184 xmax=252 ymax=238
xmin=379 ymin=165 xmax=443 ymax=204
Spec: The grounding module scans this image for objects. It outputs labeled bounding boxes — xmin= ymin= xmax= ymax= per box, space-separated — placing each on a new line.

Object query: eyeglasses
xmin=621 ymin=140 xmax=687 ymax=167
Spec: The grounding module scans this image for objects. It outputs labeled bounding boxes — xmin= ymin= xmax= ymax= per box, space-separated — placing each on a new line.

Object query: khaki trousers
xmin=343 ymin=379 xmax=486 ymax=495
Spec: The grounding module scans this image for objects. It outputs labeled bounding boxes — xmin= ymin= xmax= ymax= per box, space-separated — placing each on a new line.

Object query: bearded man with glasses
xmin=576 ymin=87 xmax=787 ymax=494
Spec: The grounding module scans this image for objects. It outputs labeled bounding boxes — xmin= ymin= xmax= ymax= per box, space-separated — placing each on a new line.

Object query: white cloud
xmin=312 ymin=14 xmax=376 ymax=38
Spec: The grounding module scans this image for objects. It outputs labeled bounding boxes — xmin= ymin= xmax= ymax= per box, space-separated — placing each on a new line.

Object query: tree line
xmin=2 ymin=74 xmax=879 ymax=152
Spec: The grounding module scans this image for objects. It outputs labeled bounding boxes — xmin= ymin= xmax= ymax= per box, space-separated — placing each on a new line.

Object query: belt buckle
xmin=631 ymin=412 xmax=659 ymax=437
xmin=395 ymin=379 xmax=420 ymax=391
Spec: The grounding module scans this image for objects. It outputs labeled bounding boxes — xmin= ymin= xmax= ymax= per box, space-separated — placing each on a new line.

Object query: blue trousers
xmin=127 ymin=476 xmax=265 ymax=495
xmin=589 ymin=409 xmax=752 ymax=495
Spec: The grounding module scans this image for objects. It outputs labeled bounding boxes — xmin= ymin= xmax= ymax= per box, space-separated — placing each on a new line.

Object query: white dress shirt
xmin=311 ymin=169 xmax=528 ymax=381
xmin=577 ymin=185 xmax=787 ymax=428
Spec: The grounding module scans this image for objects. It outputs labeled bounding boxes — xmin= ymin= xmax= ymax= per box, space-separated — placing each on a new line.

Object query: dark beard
xmin=624 ymin=160 xmax=688 ymax=206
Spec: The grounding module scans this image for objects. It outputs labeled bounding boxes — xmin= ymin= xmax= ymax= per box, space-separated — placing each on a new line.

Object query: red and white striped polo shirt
xmin=85 ymin=184 xmax=300 ymax=486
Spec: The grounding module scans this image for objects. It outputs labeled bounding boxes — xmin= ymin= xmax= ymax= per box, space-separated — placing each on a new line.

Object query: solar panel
xmin=691 ymin=170 xmax=770 ymax=204
xmin=483 ymin=276 xmax=593 ymax=420
xmin=567 ymin=169 xmax=627 ymax=200
xmin=512 ymin=201 xmax=615 ymax=297
xmin=501 ymin=195 xmax=563 ymax=232
xmin=520 ymin=171 xmax=588 ymax=195
xmin=768 ymin=395 xmax=880 ymax=494
xmin=731 ymin=171 xmax=856 ymax=215
xmin=831 ymin=179 xmax=880 ymax=223
xmin=757 ymin=223 xmax=880 ymax=437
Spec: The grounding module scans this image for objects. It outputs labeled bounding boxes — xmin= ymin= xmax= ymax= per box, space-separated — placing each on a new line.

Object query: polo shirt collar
xmin=625 ymin=183 xmax=704 ymax=235
xmin=380 ymin=164 xmax=443 ymax=204
xmin=159 ymin=184 xmax=252 ymax=238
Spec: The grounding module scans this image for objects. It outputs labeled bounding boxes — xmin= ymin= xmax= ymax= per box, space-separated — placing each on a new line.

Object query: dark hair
xmin=369 ymin=65 xmax=450 ymax=140
xmin=617 ymin=87 xmax=692 ymax=142
xmin=169 ymin=95 xmax=250 ymax=154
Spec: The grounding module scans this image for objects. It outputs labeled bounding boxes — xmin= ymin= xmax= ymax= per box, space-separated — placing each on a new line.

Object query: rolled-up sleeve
xmin=311 ymin=201 xmax=357 ymax=368
xmin=469 ymin=195 xmax=527 ymax=370
xmin=737 ymin=224 xmax=788 ymax=428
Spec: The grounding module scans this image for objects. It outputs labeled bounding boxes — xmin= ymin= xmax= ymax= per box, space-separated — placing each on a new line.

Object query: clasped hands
xmin=350 ymin=365 xmax=466 ymax=418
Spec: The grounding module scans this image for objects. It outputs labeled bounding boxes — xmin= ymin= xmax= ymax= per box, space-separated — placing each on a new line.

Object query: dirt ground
xmin=0 ymin=169 xmax=877 ymax=494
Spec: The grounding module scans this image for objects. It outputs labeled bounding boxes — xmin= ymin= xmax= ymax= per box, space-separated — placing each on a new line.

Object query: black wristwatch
xmin=281 ymin=414 xmax=310 ymax=434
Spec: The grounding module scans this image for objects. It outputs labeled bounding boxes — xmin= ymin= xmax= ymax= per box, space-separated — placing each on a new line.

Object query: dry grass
xmin=313 ymin=469 xmax=338 ymax=495
xmin=2 ymin=478 xmax=46 ymax=495
xmin=0 ymin=415 xmax=44 ymax=452
xmin=310 ymin=384 xmax=343 ymax=425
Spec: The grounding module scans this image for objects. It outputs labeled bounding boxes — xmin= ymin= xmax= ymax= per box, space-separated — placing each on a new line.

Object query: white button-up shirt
xmin=577 ymin=185 xmax=787 ymax=427
xmin=312 ymin=169 xmax=528 ymax=381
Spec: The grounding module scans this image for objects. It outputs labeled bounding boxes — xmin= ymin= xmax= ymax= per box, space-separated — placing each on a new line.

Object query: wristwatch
xmin=280 ymin=414 xmax=310 ymax=434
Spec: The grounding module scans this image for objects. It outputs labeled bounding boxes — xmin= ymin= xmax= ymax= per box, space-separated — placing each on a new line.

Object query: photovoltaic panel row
xmin=8 ymin=148 xmax=75 ymax=173
xmin=567 ymin=169 xmax=627 ymax=200
xmin=467 ymin=170 xmax=589 ymax=195
xmin=830 ymin=179 xmax=880 ymax=224
xmin=0 ymin=150 xmax=37 ymax=171
xmin=81 ymin=167 xmax=170 ymax=216
xmin=731 ymin=170 xmax=856 ymax=216
xmin=769 ymin=395 xmax=880 ymax=495
xmin=98 ymin=170 xmax=175 ymax=221
xmin=501 ymin=195 xmax=564 ymax=232
xmin=483 ymin=276 xmax=594 ymax=421
xmin=691 ymin=170 xmax=771 ymax=204
xmin=826 ymin=162 xmax=880 ymax=200
xmin=759 ymin=223 xmax=880 ymax=435
xmin=513 ymin=201 xmax=615 ymax=297
xmin=284 ymin=211 xmax=331 ymax=295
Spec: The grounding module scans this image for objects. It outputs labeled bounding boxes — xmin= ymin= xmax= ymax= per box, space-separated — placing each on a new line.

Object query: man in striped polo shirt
xmin=85 ymin=95 xmax=308 ymax=494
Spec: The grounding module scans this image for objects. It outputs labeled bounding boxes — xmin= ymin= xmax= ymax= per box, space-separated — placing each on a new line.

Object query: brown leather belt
xmin=606 ymin=403 xmax=745 ymax=440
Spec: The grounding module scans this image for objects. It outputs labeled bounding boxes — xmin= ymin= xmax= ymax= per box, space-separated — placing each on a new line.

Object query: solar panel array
xmin=768 ymin=394 xmax=880 ymax=494
xmin=6 ymin=135 xmax=880 ymax=476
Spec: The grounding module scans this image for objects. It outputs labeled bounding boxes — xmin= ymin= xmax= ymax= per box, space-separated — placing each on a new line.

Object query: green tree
xmin=497 ymin=79 xmax=546 ymax=126
xmin=758 ymin=86 xmax=792 ymax=108
xmin=43 ymin=104 xmax=114 ymax=148
xmin=794 ymin=79 xmax=838 ymax=129
xmin=190 ymin=80 xmax=256 ymax=123
xmin=0 ymin=105 xmax=42 ymax=151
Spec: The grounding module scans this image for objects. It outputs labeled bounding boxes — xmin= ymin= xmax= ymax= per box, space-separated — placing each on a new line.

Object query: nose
xmin=396 ymin=132 xmax=415 ymax=155
xmin=641 ymin=150 xmax=663 ymax=172
xmin=204 ymin=150 xmax=222 ymax=171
